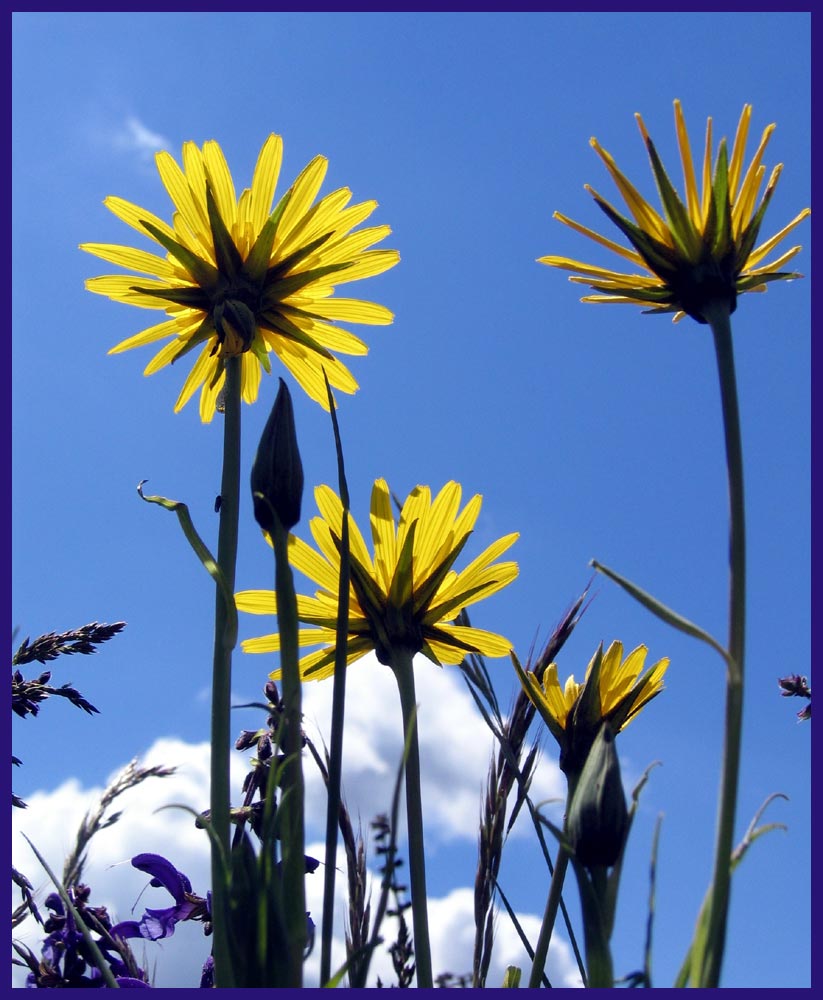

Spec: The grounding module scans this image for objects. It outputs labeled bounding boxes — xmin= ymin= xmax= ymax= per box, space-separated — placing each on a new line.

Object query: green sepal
xmin=168 ymin=315 xmax=217 ymax=365
xmin=644 ymin=138 xmax=702 ymax=262
xmin=129 ymin=283 xmax=211 ymax=309
xmin=422 ymin=577 xmax=498 ymax=629
xmin=250 ymin=335 xmax=273 ymax=374
xmin=205 ymin=183 xmax=245 ymax=283
xmin=387 ymin=519 xmax=417 ymax=611
xmin=606 ymin=659 xmax=665 ymax=733
xmin=259 ymin=309 xmax=334 ymax=360
xmin=734 ymin=181 xmax=778 ymax=271
xmin=412 ymin=531 xmax=472 ymax=618
xmin=737 ymin=270 xmax=803 ymax=291
xmin=139 ymin=219 xmax=221 ymax=290
xmin=511 ymin=650 xmax=567 ymax=749
xmin=244 ymin=193 xmax=292 ymax=286
xmin=568 ymin=644 xmax=605 ymax=748
xmin=591 ymin=195 xmax=683 ymax=280
xmin=265 ymin=261 xmax=352 ymax=301
xmin=709 ymin=141 xmax=734 ymax=260
xmin=266 ymin=232 xmax=335 ymax=281
xmin=583 ymin=283 xmax=678 ymax=304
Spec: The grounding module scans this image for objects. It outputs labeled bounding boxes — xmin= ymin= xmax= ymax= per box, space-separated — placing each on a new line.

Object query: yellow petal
xmin=249 ymin=134 xmax=283 ymax=235
xmin=202 ymin=140 xmax=238 ymax=232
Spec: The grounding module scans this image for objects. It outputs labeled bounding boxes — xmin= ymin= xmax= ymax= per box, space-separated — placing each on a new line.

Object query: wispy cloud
xmin=109 ymin=115 xmax=171 ymax=161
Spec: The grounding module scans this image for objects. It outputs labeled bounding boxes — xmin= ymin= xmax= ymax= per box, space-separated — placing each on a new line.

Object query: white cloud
xmin=12 ymin=659 xmax=576 ymax=988
xmin=108 ymin=116 xmax=171 ymax=161
xmin=299 ymin=652 xmax=566 ymax=844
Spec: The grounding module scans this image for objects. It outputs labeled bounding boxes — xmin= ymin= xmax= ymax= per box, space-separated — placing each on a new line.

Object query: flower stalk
xmin=209 ymin=355 xmax=242 ymax=987
xmin=699 ymin=299 xmax=746 ymax=986
xmin=270 ymin=513 xmax=307 ymax=985
xmin=389 ymin=645 xmax=434 ymax=989
xmin=528 ymin=844 xmax=571 ymax=988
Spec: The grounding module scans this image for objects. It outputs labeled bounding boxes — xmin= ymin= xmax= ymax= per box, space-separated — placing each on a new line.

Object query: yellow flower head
xmin=237 ymin=478 xmax=519 ymax=680
xmin=81 ymin=135 xmax=399 ymax=422
xmin=539 ymin=101 xmax=809 ymax=324
xmin=515 ymin=640 xmax=668 ymax=776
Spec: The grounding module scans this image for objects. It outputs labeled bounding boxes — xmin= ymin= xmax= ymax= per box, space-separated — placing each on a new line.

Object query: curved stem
xmin=701 ymin=301 xmax=746 ymax=986
xmin=390 ymin=647 xmax=433 ymax=988
xmin=210 ymin=357 xmax=242 ymax=988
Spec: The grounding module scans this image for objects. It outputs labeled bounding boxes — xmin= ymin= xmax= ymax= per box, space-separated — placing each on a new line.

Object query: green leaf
xmin=590 ymin=559 xmax=731 ymax=667
xmin=21 ymin=834 xmax=120 ymax=989
xmin=137 ymin=482 xmax=237 ymax=648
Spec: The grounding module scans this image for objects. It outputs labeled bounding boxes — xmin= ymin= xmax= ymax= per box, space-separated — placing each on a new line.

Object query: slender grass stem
xmin=528 ymin=843 xmax=570 ymax=987
xmin=389 ymin=646 xmax=433 ymax=988
xmin=701 ymin=300 xmax=746 ymax=987
xmin=272 ymin=516 xmax=306 ymax=986
xmin=210 ymin=357 xmax=242 ymax=988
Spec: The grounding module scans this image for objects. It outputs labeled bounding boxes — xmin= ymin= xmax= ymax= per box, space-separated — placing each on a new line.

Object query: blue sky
xmin=11 ymin=11 xmax=812 ymax=989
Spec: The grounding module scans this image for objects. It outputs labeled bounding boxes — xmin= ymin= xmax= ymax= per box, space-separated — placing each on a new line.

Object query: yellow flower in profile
xmin=237 ymin=479 xmax=519 ymax=680
xmin=539 ymin=101 xmax=809 ymax=324
xmin=515 ymin=640 xmax=668 ymax=775
xmin=81 ymin=135 xmax=399 ymax=422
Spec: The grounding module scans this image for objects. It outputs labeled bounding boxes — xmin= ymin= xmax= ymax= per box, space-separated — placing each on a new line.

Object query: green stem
xmin=701 ymin=301 xmax=746 ymax=987
xmin=390 ymin=646 xmax=433 ymax=988
xmin=320 ymin=511 xmax=350 ymax=986
xmin=272 ymin=516 xmax=306 ymax=986
xmin=528 ymin=845 xmax=570 ymax=987
xmin=210 ymin=357 xmax=242 ymax=989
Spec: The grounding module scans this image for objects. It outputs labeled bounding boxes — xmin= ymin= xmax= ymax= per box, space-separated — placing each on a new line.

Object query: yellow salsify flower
xmin=237 ymin=478 xmax=519 ymax=680
xmin=81 ymin=135 xmax=399 ymax=422
xmin=515 ymin=640 xmax=669 ymax=776
xmin=539 ymin=101 xmax=810 ymax=324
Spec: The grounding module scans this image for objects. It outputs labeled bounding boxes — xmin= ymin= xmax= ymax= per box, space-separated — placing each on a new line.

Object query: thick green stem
xmin=528 ymin=845 xmax=570 ymax=988
xmin=210 ymin=357 xmax=242 ymax=988
xmin=390 ymin=647 xmax=433 ymax=988
xmin=701 ymin=301 xmax=746 ymax=986
xmin=272 ymin=517 xmax=306 ymax=986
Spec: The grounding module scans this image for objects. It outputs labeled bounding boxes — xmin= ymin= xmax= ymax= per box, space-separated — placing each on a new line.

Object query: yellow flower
xmin=237 ymin=478 xmax=519 ymax=680
xmin=81 ymin=135 xmax=399 ymax=422
xmin=516 ymin=640 xmax=668 ymax=776
xmin=539 ymin=101 xmax=809 ymax=324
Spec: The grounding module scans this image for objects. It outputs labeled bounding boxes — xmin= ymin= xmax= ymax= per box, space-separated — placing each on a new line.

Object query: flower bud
xmin=251 ymin=378 xmax=303 ymax=533
xmin=566 ymin=722 xmax=628 ymax=868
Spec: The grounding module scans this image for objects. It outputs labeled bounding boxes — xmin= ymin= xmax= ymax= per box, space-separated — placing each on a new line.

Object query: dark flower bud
xmin=566 ymin=722 xmax=628 ymax=868
xmin=251 ymin=378 xmax=303 ymax=533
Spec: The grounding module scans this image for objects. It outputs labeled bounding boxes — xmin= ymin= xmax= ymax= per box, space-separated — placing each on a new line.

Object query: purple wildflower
xmin=111 ymin=854 xmax=209 ymax=942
